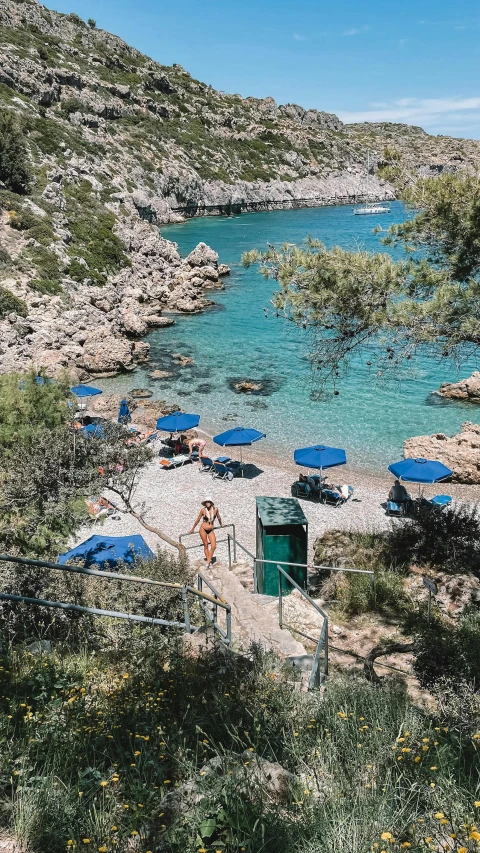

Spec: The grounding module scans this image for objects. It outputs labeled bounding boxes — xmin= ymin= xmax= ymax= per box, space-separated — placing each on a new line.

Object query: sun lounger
xmin=199 ymin=456 xmax=214 ymax=472
xmin=212 ymin=461 xmax=241 ymax=481
xmin=158 ymin=454 xmax=191 ymax=470
xmin=430 ymin=494 xmax=452 ymax=507
xmin=293 ymin=480 xmax=313 ymax=499
xmin=386 ymin=500 xmax=406 ymax=516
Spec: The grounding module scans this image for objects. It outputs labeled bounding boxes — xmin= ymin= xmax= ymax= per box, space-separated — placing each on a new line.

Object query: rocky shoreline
xmin=0 ymin=213 xmax=229 ymax=378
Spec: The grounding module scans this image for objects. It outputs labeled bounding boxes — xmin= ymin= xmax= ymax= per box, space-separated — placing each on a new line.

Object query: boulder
xmin=218 ymin=263 xmax=231 ymax=276
xmin=132 ymin=341 xmax=151 ymax=363
xmin=184 ymin=242 xmax=219 ymax=268
xmin=120 ymin=308 xmax=148 ymax=336
xmin=149 ymin=369 xmax=173 ymax=379
xmin=81 ymin=330 xmax=134 ymax=374
xmin=172 ymin=353 xmax=194 ymax=366
xmin=129 ymin=388 xmax=153 ymax=399
xmin=404 ymin=421 xmax=480 ymax=484
xmin=438 ymin=372 xmax=480 ymax=402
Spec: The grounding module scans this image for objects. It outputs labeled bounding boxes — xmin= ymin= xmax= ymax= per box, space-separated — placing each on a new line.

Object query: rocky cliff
xmin=1 ymin=0 xmax=480 ymax=377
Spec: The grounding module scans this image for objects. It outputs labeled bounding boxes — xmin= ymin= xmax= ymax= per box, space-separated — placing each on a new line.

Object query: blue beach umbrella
xmin=59 ymin=534 xmax=154 ymax=570
xmin=81 ymin=423 xmax=106 ymax=439
xmin=71 ymin=384 xmax=103 ymax=398
xmin=213 ymin=426 xmax=266 ymax=464
xmin=388 ymin=457 xmax=452 ymax=484
xmin=294 ymin=444 xmax=347 ymax=477
xmin=118 ymin=398 xmax=131 ymax=425
xmin=156 ymin=411 xmax=200 ymax=432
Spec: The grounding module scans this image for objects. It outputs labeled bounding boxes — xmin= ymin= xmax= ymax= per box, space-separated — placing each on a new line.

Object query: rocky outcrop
xmin=88 ymin=392 xmax=178 ymax=429
xmin=438 ymin=372 xmax=480 ymax=403
xmin=404 ymin=422 xmax=480 ymax=484
xmin=0 ymin=213 xmax=225 ymax=378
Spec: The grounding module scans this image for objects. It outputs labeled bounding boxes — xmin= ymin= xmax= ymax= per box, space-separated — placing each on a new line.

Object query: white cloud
xmin=338 ymin=96 xmax=480 ymax=135
xmin=293 ymin=32 xmax=305 ymax=41
xmin=342 ymin=25 xmax=371 ymax=36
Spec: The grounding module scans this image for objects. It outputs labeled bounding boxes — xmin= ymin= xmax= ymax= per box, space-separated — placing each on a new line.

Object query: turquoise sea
xmin=101 ymin=202 xmax=478 ymax=473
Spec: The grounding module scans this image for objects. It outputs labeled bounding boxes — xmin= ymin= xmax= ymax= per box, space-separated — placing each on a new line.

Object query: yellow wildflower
xmin=434 ymin=812 xmax=445 ymax=819
xmin=381 ymin=832 xmax=393 ymax=841
xmin=469 ymin=831 xmax=480 ymax=841
xmin=100 ymin=781 xmax=108 ymax=787
xmin=98 ymin=847 xmax=107 ymax=853
xmin=475 ymin=802 xmax=480 ymax=808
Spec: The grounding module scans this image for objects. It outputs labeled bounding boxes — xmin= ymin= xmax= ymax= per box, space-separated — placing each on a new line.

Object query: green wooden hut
xmin=255 ymin=497 xmax=308 ymax=596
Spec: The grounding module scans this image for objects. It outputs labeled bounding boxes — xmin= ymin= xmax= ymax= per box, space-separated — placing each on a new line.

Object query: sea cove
xmin=99 ymin=202 xmax=478 ymax=472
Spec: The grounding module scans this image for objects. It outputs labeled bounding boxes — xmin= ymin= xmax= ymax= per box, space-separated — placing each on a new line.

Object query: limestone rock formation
xmin=438 ymin=372 xmax=480 ymax=402
xmin=404 ymin=422 xmax=480 ymax=484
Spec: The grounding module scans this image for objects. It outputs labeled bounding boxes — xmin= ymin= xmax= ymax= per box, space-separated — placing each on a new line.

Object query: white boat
xmin=354 ymin=204 xmax=390 ymax=215
xmin=353 ymin=151 xmax=391 ymax=215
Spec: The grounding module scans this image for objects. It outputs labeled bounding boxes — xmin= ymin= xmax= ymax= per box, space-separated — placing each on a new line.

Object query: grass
xmin=0 ymin=629 xmax=478 ymax=853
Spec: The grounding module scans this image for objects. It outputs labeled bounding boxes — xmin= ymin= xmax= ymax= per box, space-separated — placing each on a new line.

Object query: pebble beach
xmin=74 ymin=436 xmax=480 ymax=562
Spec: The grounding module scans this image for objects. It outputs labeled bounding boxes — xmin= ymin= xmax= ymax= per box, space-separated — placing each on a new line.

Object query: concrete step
xmin=203 ymin=563 xmax=307 ymax=659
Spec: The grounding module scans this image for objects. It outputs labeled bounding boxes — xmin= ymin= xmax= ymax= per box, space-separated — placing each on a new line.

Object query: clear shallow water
xmin=101 ymin=202 xmax=478 ymax=472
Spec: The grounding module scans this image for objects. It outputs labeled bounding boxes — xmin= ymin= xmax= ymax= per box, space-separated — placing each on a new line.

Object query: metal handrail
xmin=197 ymin=573 xmax=231 ymax=645
xmin=0 ymin=553 xmax=231 ymax=645
xmin=276 ymin=564 xmax=328 ymax=688
xmin=225 ymin=534 xmax=374 ymax=595
xmin=0 ymin=592 xmax=191 ymax=629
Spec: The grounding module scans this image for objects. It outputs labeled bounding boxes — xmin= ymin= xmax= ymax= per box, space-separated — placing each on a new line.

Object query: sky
xmin=49 ymin=0 xmax=480 ymax=139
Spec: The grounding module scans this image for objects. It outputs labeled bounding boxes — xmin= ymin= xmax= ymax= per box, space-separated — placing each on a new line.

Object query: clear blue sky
xmin=50 ymin=0 xmax=480 ymax=139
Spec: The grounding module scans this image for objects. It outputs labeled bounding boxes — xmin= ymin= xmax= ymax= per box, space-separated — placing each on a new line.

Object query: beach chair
xmin=321 ymin=488 xmax=345 ymax=507
xmin=386 ymin=500 xmax=405 ymax=517
xmin=158 ymin=454 xmax=191 ymax=470
xmin=293 ymin=480 xmax=314 ymax=499
xmin=426 ymin=494 xmax=452 ymax=509
xmin=199 ymin=456 xmax=214 ymax=472
xmin=212 ymin=461 xmax=241 ymax=481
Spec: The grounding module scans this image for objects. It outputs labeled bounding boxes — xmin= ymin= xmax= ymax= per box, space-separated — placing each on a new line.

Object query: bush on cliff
xmin=0 ymin=285 xmax=27 ymax=319
xmin=0 ymin=111 xmax=31 ymax=194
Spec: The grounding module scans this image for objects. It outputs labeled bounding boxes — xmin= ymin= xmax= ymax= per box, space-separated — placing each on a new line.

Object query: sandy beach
xmin=74 ymin=435 xmax=480 ymax=563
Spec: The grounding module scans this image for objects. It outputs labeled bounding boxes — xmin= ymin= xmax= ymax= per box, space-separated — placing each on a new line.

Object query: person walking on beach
xmin=190 ymin=499 xmax=222 ymax=568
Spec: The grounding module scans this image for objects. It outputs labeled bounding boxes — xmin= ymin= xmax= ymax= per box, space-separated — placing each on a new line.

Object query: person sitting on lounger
xmin=389 ymin=480 xmax=410 ymax=505
xmin=299 ymin=473 xmax=321 ymax=496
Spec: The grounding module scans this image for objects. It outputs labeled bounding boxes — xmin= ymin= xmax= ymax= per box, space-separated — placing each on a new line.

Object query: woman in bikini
xmin=190 ymin=499 xmax=222 ymax=568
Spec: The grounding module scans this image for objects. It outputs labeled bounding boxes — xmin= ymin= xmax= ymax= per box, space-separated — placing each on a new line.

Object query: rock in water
xmin=129 ymin=388 xmax=153 ymax=399
xmin=404 ymin=421 xmax=480 ymax=483
xmin=438 ymin=372 xmax=480 ymax=402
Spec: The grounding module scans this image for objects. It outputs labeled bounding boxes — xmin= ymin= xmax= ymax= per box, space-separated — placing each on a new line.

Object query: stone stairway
xmin=194 ymin=556 xmax=315 ymax=678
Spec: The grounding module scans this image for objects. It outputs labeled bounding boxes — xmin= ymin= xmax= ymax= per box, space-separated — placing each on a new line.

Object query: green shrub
xmin=0 ymin=286 xmax=27 ymax=319
xmin=67 ymin=258 xmax=88 ymax=282
xmin=386 ymin=503 xmax=480 ymax=577
xmin=87 ymin=18 xmax=96 ymax=28
xmin=0 ymin=247 xmax=11 ymax=266
xmin=414 ymin=610 xmax=480 ymax=688
xmin=30 ymin=279 xmax=63 ymax=295
xmin=0 ymin=111 xmax=32 ymax=194
xmin=28 ymin=246 xmax=62 ymax=281
xmin=60 ymin=98 xmax=84 ymax=116
xmin=9 ymin=209 xmax=54 ymax=244
xmin=337 ymin=570 xmax=407 ymax=617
